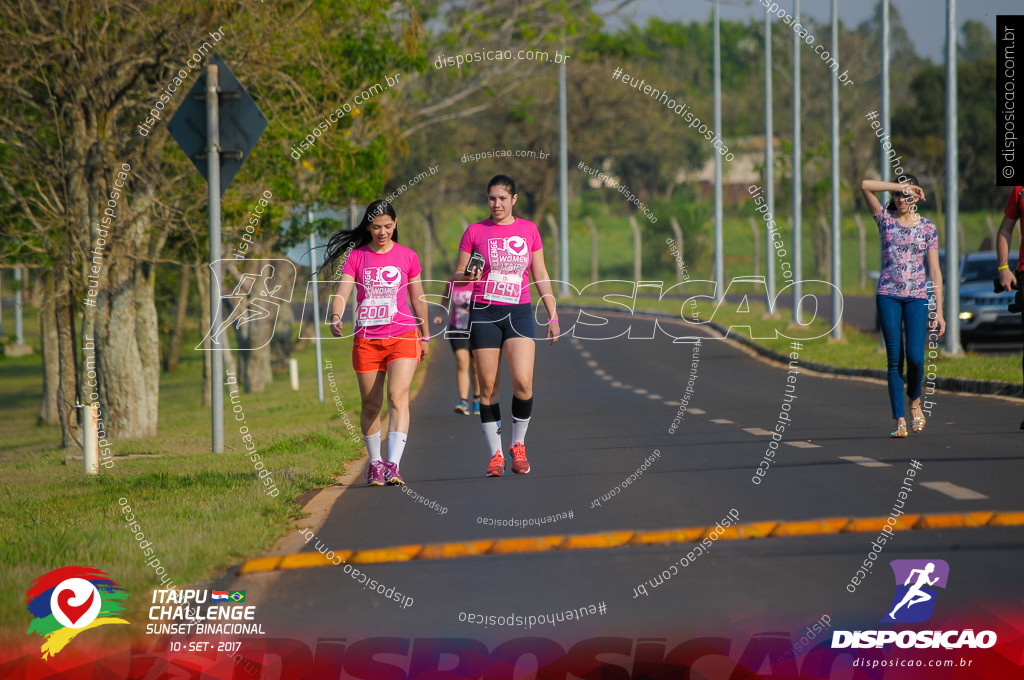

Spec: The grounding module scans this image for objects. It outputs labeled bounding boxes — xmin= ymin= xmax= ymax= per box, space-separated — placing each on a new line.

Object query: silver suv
xmin=958 ymin=252 xmax=1021 ymax=344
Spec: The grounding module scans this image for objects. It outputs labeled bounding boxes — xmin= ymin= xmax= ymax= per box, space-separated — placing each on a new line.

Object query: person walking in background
xmin=433 ymin=277 xmax=481 ymax=415
xmin=996 ymin=185 xmax=1024 ymax=430
xmin=861 ymin=175 xmax=945 ymax=438
xmin=453 ymin=174 xmax=559 ymax=477
xmin=321 ymin=200 xmax=430 ymax=485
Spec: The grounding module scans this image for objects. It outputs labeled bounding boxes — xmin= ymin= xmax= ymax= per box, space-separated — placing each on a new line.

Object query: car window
xmin=961 ymin=256 xmax=1019 ymax=282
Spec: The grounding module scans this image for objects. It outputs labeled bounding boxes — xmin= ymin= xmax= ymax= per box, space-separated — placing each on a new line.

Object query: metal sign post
xmin=169 ymin=54 xmax=268 ymax=452
xmin=308 ymin=207 xmax=325 ymax=403
xmin=206 ymin=65 xmax=225 ymax=453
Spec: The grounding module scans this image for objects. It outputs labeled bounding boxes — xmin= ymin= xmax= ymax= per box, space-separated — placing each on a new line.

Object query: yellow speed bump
xmin=348 ymin=545 xmax=422 ymax=564
xmin=914 ymin=512 xmax=994 ymax=530
xmin=279 ymin=552 xmax=338 ymax=570
xmin=988 ymin=511 xmax=1024 ymax=526
xmin=630 ymin=527 xmax=704 ymax=546
xmin=235 ymin=510 xmax=1022 ymax=574
xmin=770 ymin=518 xmax=848 ymax=537
xmin=417 ymin=540 xmax=494 ymax=560
xmin=238 ymin=556 xmax=282 ymax=574
xmin=489 ymin=536 xmax=563 ymax=555
xmin=732 ymin=520 xmax=778 ymax=539
xmin=560 ymin=531 xmax=634 ymax=550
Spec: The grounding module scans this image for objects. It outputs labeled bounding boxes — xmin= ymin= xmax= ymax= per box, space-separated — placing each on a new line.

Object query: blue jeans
xmin=876 ymin=295 xmax=928 ymax=419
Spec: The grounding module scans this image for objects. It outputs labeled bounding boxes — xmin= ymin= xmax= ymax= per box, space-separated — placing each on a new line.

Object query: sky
xmin=601 ymin=0 xmax=1018 ymax=63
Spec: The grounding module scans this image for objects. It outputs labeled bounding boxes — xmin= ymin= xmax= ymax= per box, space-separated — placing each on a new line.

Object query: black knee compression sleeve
xmin=480 ymin=402 xmax=501 ymax=423
xmin=511 ymin=396 xmax=533 ymax=420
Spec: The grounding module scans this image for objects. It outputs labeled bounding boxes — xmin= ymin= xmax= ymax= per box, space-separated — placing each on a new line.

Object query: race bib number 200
xmin=356 ymin=296 xmax=396 ymax=326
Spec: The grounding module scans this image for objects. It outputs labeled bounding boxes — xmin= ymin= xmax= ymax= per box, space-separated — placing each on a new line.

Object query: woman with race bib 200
xmin=323 ymin=200 xmax=430 ymax=486
xmin=454 ymin=175 xmax=559 ymax=477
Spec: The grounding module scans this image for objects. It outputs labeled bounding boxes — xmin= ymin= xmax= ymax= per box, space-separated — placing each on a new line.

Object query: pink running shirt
xmin=458 ymin=218 xmax=542 ymax=305
xmin=341 ymin=243 xmax=422 ymax=338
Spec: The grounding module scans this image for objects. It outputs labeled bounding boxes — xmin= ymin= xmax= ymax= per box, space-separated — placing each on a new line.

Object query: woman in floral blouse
xmin=861 ymin=175 xmax=946 ymax=437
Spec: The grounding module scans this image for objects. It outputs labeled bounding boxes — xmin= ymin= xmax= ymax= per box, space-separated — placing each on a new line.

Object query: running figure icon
xmin=886 ymin=562 xmax=939 ymax=620
xmin=196 ymin=259 xmax=297 ymax=351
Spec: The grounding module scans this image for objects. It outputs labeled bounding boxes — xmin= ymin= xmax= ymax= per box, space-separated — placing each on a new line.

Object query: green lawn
xmin=0 ymin=318 xmax=382 ymax=640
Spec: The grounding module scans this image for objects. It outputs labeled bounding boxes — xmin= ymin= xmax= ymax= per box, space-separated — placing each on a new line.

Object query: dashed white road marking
xmin=920 ymin=481 xmax=988 ymax=500
xmin=610 ymin=381 xmax=623 ymax=387
xmin=785 ymin=441 xmax=820 ymax=448
xmin=580 ymin=351 xmax=591 ymax=358
xmin=586 ymin=360 xmax=598 ymax=367
xmin=839 ymin=456 xmax=891 ymax=468
xmin=743 ymin=428 xmax=774 ymax=436
xmin=633 ymin=388 xmax=648 ymax=395
xmin=710 ymin=418 xmax=734 ymax=424
xmin=647 ymin=394 xmax=663 ymax=400
xmin=688 ymin=408 xmax=706 ymax=415
xmin=663 ymin=400 xmax=678 ymax=406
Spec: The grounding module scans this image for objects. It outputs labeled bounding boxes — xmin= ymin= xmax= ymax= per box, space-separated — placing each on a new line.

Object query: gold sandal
xmin=910 ymin=402 xmax=926 ymax=433
xmin=890 ymin=420 xmax=908 ymax=438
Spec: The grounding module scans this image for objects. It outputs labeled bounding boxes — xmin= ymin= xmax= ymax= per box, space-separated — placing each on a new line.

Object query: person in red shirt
xmin=996 ymin=185 xmax=1024 ymax=430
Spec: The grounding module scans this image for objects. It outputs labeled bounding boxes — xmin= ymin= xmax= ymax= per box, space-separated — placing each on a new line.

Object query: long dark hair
xmin=887 ymin=174 xmax=920 ymax=212
xmin=318 ymin=200 xmax=398 ymax=278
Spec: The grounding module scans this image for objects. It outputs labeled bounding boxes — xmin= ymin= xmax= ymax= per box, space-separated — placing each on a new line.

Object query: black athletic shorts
xmin=447 ymin=332 xmax=471 ymax=353
xmin=468 ymin=301 xmax=535 ymax=350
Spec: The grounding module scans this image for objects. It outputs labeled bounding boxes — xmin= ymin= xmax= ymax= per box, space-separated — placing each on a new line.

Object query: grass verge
xmin=0 ymin=322 xmax=410 ymax=640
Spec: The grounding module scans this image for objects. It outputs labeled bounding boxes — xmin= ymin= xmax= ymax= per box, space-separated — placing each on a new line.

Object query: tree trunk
xmin=55 ymin=272 xmax=80 ymax=448
xmin=227 ymin=263 xmax=275 ymax=393
xmin=165 ymin=264 xmax=191 ymax=373
xmin=242 ymin=313 xmax=274 ymax=393
xmin=92 ymin=255 xmax=158 ymax=438
xmin=38 ymin=272 xmax=60 ymax=425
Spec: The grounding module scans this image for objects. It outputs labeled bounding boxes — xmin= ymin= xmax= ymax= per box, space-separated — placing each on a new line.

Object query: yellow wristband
xmin=998 ymin=264 xmax=1010 ymax=271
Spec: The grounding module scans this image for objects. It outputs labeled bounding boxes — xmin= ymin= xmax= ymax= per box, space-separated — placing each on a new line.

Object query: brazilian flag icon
xmin=229 ymin=591 xmax=246 ymax=602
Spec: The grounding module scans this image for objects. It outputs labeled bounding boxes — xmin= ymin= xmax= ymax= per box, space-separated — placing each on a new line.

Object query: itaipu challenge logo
xmin=25 ymin=566 xmax=129 ymax=659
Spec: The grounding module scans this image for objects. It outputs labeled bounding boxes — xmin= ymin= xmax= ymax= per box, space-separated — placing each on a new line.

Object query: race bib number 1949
xmin=483 ymin=272 xmax=522 ymax=304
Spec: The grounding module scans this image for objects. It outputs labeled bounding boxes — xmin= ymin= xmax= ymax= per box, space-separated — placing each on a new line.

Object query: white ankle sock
xmin=511 ymin=417 xmax=531 ymax=445
xmin=482 ymin=421 xmax=502 ymax=457
xmin=364 ymin=431 xmax=382 ymax=463
xmin=388 ymin=431 xmax=408 ymax=467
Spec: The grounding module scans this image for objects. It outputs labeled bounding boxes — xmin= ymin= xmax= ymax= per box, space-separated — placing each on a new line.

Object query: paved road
xmin=210 ymin=308 xmax=1023 ymax=671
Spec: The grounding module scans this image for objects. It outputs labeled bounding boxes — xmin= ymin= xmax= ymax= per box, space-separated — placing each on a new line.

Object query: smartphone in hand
xmin=465 ymin=251 xmax=485 ymax=275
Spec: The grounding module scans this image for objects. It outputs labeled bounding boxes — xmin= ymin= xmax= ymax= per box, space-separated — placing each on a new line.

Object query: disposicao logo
xmin=883 ymin=559 xmax=949 ymax=623
xmin=25 ymin=566 xmax=129 ymax=659
xmin=832 ymin=559 xmax=996 ymax=650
